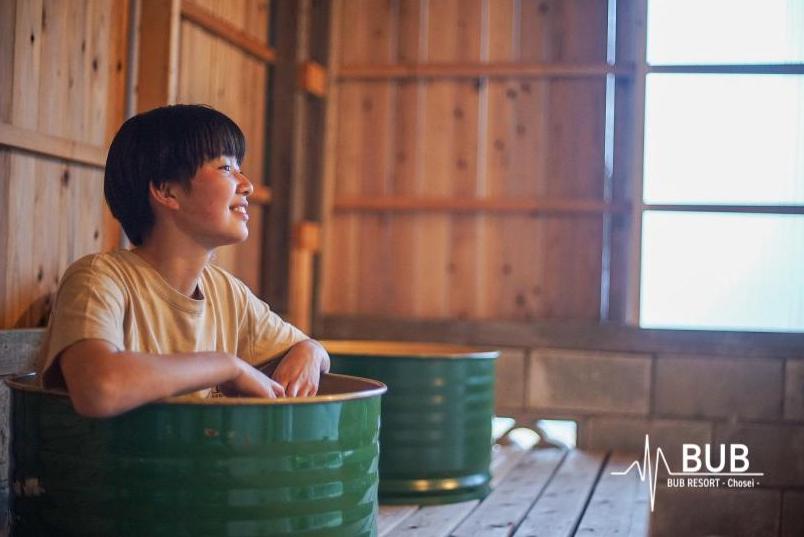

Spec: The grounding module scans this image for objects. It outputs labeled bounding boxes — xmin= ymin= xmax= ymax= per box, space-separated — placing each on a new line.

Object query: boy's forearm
xmin=61 ymin=341 xmax=239 ymax=417
xmin=112 ymin=350 xmax=239 ymax=402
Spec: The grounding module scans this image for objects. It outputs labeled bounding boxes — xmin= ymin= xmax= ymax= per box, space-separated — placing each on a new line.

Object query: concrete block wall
xmin=495 ymin=346 xmax=804 ymax=537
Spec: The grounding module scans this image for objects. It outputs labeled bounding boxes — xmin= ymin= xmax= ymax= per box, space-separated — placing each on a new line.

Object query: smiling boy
xmin=36 ymin=104 xmax=329 ymax=417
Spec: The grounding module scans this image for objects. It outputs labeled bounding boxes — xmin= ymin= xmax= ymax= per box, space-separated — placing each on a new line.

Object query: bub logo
xmin=611 ymin=435 xmax=764 ymax=512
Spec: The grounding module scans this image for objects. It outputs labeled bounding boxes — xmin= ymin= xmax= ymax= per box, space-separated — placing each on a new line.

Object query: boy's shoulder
xmin=61 ymin=249 xmax=142 ymax=280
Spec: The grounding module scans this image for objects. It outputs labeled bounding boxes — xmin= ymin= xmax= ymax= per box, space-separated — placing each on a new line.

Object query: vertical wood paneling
xmin=11 ymin=0 xmax=43 ymax=130
xmin=5 ymin=0 xmax=43 ymax=327
xmin=443 ymin=0 xmax=483 ymax=320
xmin=484 ymin=0 xmax=535 ymax=319
xmin=34 ymin=1 xmax=68 ymax=327
xmin=322 ymin=81 xmax=361 ymax=314
xmin=542 ymin=0 xmax=607 ymax=319
xmin=0 ymin=0 xmax=15 ymax=123
xmin=323 ymin=0 xmax=610 ymax=321
xmin=506 ymin=0 xmax=552 ymax=320
xmin=355 ymin=0 xmax=394 ymax=314
xmin=0 ymin=0 xmax=16 ymax=330
xmin=1 ymin=0 xmax=127 ymax=328
xmin=322 ymin=0 xmax=367 ymax=315
xmin=418 ymin=0 xmax=469 ymax=317
xmin=387 ymin=0 xmax=425 ymax=316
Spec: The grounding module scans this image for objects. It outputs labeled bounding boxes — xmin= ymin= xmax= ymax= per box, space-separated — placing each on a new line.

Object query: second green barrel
xmin=324 ymin=341 xmax=498 ymax=505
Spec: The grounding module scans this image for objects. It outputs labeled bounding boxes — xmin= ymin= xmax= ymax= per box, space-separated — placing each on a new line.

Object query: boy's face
xmin=170 ymin=155 xmax=252 ymax=248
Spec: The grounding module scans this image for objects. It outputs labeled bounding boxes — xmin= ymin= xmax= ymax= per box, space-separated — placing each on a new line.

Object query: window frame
xmin=622 ymin=0 xmax=804 ymax=328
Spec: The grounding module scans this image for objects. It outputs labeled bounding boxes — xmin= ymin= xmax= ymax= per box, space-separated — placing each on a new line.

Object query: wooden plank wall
xmin=322 ymin=0 xmax=609 ymax=321
xmin=175 ymin=0 xmax=271 ymax=292
xmin=0 ymin=0 xmax=128 ymax=329
xmin=0 ymin=0 xmax=275 ymax=329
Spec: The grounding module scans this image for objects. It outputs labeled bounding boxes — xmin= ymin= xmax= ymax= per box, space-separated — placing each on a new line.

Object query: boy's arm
xmin=235 ymin=277 xmax=329 ymax=397
xmin=59 ymin=339 xmax=285 ymax=417
xmin=271 ymin=339 xmax=331 ymax=397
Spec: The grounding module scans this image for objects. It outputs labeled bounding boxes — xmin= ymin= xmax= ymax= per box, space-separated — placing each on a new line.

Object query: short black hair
xmin=104 ymin=104 xmax=246 ymax=245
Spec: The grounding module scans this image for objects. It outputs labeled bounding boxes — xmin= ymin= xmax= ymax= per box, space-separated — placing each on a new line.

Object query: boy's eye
xmin=219 ymin=164 xmax=233 ymax=173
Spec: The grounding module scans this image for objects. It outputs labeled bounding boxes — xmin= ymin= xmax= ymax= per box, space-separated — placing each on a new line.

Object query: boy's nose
xmin=237 ymin=171 xmax=254 ymax=197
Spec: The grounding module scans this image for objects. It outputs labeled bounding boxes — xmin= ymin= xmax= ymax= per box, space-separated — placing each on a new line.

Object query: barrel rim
xmin=321 ymin=340 xmax=499 ymax=360
xmin=5 ymin=372 xmax=387 ymax=405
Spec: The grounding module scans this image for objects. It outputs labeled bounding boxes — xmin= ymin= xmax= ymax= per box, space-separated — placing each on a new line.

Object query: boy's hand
xmin=271 ymin=340 xmax=331 ymax=397
xmin=220 ymin=357 xmax=286 ymax=398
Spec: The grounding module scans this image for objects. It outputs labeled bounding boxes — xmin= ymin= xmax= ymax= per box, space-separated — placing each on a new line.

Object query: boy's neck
xmin=132 ymin=241 xmax=211 ymax=298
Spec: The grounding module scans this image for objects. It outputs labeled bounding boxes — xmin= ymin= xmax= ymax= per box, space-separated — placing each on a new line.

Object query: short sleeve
xmin=37 ymin=263 xmax=126 ymax=386
xmin=237 ymin=285 xmax=308 ymax=366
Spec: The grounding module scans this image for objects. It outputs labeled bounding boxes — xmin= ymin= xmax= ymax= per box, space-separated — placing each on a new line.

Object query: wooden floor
xmin=377 ymin=445 xmax=650 ymax=537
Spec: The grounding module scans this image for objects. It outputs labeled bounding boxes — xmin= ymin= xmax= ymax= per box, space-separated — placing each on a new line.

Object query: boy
xmin=36 ymin=104 xmax=329 ymax=417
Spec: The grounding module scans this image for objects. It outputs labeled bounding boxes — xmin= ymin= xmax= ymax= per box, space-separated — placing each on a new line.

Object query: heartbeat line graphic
xmin=610 ymin=435 xmax=764 ymax=512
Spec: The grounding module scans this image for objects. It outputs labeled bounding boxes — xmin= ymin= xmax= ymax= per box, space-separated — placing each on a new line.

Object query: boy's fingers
xmin=274 ymin=379 xmax=286 ymax=396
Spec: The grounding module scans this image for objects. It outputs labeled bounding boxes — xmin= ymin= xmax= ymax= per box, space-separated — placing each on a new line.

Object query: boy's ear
xmin=148 ymin=181 xmax=181 ymax=210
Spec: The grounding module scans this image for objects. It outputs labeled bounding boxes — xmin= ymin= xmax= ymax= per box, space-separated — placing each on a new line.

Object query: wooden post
xmin=137 ymin=0 xmax=180 ymax=112
xmin=288 ymin=221 xmax=321 ymax=334
xmin=298 ymin=61 xmax=327 ymax=97
xmin=624 ymin=0 xmax=649 ymax=326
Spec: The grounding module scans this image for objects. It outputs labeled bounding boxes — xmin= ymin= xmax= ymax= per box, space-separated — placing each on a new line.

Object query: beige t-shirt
xmin=37 ymin=249 xmax=307 ymax=391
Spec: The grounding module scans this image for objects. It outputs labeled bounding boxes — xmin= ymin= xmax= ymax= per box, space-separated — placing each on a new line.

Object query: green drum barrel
xmin=324 ymin=341 xmax=498 ymax=505
xmin=9 ymin=373 xmax=386 ymax=537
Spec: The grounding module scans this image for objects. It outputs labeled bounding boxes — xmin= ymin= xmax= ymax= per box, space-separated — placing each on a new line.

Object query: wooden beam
xmin=0 ymin=122 xmax=106 ymax=168
xmin=624 ymin=0 xmax=649 ymax=326
xmin=319 ymin=315 xmax=804 ymax=359
xmin=337 ymin=62 xmax=633 ymax=80
xmin=608 ymin=0 xmax=644 ymax=324
xmin=137 ymin=0 xmax=181 ymax=112
xmin=249 ymin=184 xmax=272 ymax=205
xmin=180 ymin=0 xmax=276 ymax=64
xmin=298 ymin=61 xmax=327 ymax=97
xmin=288 ymin=221 xmax=321 ymax=334
xmin=333 ymin=196 xmax=630 ymax=215
xmin=292 ymin=220 xmax=321 ymax=252
xmin=262 ymin=0 xmax=300 ymax=311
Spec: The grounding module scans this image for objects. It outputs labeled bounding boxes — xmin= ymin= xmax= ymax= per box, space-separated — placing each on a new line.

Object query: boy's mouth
xmin=230 ymin=202 xmax=249 ymax=219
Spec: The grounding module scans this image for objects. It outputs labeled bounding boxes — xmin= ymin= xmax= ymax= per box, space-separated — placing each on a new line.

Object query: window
xmin=634 ymin=0 xmax=804 ymax=332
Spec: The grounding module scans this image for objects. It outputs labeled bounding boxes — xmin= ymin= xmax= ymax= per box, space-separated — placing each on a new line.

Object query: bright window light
xmin=644 ymin=74 xmax=804 ymax=206
xmin=640 ymin=212 xmax=804 ymax=332
xmin=647 ymin=0 xmax=804 ymax=65
xmin=640 ymin=1 xmax=804 ymax=332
